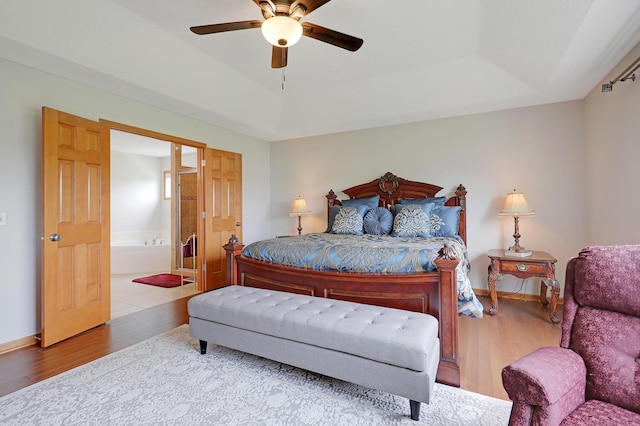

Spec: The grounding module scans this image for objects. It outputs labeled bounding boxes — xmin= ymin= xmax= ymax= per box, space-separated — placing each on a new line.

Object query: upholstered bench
xmin=188 ymin=285 xmax=440 ymax=421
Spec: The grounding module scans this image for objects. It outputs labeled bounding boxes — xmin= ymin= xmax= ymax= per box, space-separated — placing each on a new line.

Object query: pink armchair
xmin=502 ymin=245 xmax=640 ymax=426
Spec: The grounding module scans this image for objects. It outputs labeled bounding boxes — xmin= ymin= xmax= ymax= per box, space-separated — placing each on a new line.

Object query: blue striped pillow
xmin=363 ymin=207 xmax=393 ymax=235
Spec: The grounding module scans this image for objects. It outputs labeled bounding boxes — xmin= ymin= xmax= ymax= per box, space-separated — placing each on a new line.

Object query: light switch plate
xmin=0 ymin=212 xmax=7 ymax=226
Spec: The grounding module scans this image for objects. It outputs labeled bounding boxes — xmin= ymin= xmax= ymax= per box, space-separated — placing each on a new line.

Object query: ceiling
xmin=2 ymin=1 xmax=640 ymax=142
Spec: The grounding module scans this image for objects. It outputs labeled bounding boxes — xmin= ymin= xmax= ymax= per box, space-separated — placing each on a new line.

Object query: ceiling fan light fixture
xmin=261 ymin=16 xmax=303 ymax=47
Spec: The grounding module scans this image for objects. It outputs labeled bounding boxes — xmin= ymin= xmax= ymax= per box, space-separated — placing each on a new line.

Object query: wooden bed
xmin=224 ymin=172 xmax=468 ymax=387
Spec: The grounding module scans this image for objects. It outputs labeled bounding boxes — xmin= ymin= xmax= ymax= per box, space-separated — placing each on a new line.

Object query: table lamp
xmin=499 ymin=189 xmax=535 ymax=257
xmin=289 ymin=196 xmax=311 ymax=235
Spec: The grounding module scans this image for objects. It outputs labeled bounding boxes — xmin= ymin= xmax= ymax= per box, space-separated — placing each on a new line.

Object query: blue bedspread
xmin=242 ymin=233 xmax=484 ymax=318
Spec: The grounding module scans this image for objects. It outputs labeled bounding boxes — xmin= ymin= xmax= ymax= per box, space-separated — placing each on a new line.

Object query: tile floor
xmin=111 ymin=272 xmax=197 ymax=319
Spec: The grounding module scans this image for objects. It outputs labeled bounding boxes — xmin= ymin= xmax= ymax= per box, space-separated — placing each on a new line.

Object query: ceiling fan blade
xmin=190 ymin=20 xmax=262 ymax=35
xmin=302 ymin=22 xmax=363 ymax=51
xmin=272 ymin=46 xmax=288 ymax=68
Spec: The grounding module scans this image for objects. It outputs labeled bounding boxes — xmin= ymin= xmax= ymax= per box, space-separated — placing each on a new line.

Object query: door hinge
xmin=201 ymin=159 xmax=205 ymax=167
xmin=201 ymin=211 xmax=206 ymax=219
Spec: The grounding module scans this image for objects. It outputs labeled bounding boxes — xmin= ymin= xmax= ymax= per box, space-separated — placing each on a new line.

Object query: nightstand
xmin=487 ymin=249 xmax=560 ymax=324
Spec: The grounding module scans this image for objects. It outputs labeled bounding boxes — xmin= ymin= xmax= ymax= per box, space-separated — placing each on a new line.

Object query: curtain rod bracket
xmin=602 ymin=55 xmax=640 ymax=93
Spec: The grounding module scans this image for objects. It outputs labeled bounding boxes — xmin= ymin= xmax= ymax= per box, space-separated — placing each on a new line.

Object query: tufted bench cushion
xmin=188 ymin=285 xmax=439 ymax=372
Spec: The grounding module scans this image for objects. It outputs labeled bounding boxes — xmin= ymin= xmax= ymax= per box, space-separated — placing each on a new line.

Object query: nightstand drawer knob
xmin=516 ymin=264 xmax=529 ymax=272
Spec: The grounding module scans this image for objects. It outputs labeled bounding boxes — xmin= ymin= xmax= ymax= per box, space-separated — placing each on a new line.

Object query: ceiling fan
xmin=190 ymin=0 xmax=363 ymax=69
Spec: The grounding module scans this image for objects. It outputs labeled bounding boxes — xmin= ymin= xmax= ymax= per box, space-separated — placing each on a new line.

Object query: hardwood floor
xmin=460 ymin=295 xmax=561 ymax=400
xmin=0 ymin=296 xmax=192 ymax=398
xmin=0 ymin=294 xmax=560 ymax=401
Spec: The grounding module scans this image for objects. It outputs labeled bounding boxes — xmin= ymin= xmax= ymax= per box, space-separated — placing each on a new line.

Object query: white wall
xmin=270 ymin=101 xmax=588 ymax=297
xmin=584 ymin=43 xmax=640 ymax=244
xmin=110 ymin=150 xmax=170 ymax=244
xmin=0 ymin=58 xmax=271 ymax=346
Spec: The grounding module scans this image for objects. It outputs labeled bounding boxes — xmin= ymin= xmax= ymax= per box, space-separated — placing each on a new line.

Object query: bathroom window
xmin=164 ymin=170 xmax=171 ymax=200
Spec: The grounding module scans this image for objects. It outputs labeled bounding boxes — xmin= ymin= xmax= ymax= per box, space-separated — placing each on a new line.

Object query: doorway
xmin=110 ymin=130 xmax=198 ymax=318
xmin=42 ymin=108 xmax=242 ymax=346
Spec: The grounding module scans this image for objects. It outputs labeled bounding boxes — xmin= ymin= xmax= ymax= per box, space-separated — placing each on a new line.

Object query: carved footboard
xmin=223 ymin=240 xmax=461 ymax=387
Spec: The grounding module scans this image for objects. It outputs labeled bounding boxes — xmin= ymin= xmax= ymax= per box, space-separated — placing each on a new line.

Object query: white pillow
xmin=331 ymin=207 xmax=364 ymax=235
xmin=391 ymin=204 xmax=432 ymax=237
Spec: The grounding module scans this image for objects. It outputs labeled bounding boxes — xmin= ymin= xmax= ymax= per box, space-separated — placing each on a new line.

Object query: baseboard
xmin=0 ymin=335 xmax=38 ymax=355
xmin=474 ymin=288 xmax=564 ymax=304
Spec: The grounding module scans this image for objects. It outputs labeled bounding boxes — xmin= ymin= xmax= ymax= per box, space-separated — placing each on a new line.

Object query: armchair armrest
xmin=502 ymin=346 xmax=586 ymax=426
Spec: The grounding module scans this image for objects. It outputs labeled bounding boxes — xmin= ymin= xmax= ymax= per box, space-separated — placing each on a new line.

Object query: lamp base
xmin=504 ymin=248 xmax=532 ymax=258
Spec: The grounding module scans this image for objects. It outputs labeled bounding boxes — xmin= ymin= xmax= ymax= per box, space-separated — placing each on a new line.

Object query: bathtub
xmin=111 ymin=240 xmax=171 ymax=275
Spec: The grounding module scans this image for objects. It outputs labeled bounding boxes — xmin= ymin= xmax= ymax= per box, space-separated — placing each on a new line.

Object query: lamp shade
xmin=289 ymin=197 xmax=311 ymax=217
xmin=498 ymin=190 xmax=535 ymax=216
xmin=261 ymin=16 xmax=303 ymax=47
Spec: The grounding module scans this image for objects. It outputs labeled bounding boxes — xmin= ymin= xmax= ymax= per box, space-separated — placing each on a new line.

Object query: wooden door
xmin=202 ymin=148 xmax=242 ymax=291
xmin=41 ymin=107 xmax=110 ymax=347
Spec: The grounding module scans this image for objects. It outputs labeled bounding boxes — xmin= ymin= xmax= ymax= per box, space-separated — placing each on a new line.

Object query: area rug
xmin=0 ymin=325 xmax=512 ymax=425
xmin=131 ymin=273 xmax=189 ymax=288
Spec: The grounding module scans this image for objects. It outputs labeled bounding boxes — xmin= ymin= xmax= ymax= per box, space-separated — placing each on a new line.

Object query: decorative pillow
xmin=331 ymin=206 xmax=367 ymax=235
xmin=363 ymin=207 xmax=393 ymax=235
xmin=389 ymin=203 xmax=432 ymax=218
xmin=389 ymin=204 xmax=403 ymax=218
xmin=325 ymin=205 xmax=342 ymax=232
xmin=430 ymin=205 xmax=462 ymax=237
xmin=391 ymin=204 xmax=434 ymax=237
xmin=399 ymin=196 xmax=447 ymax=206
xmin=341 ymin=195 xmax=380 ymax=209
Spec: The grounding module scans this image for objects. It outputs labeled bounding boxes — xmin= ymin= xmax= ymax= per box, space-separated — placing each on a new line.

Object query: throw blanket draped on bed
xmin=242 ymin=233 xmax=484 ymax=318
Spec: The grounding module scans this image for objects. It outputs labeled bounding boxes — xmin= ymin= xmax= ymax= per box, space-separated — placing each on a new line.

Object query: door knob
xmin=49 ymin=234 xmax=62 ymax=242
xmin=235 ymin=222 xmax=241 ymax=227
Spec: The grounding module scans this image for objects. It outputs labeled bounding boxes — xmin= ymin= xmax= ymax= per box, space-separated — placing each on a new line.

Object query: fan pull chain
xmin=281 ymin=47 xmax=286 ymax=90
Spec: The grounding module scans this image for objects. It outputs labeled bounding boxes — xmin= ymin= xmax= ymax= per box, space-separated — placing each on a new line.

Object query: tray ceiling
xmin=1 ymin=0 xmax=640 ymax=141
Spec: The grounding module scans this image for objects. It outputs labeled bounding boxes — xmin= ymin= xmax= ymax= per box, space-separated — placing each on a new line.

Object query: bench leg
xmin=199 ymin=340 xmax=207 ymax=355
xmin=410 ymin=400 xmax=421 ymax=421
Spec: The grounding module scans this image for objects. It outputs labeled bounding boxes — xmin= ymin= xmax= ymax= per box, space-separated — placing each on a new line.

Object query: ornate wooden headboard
xmin=325 ymin=172 xmax=467 ymax=244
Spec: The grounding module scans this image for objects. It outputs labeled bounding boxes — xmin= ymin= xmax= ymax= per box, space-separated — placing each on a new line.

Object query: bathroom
xmin=110 ymin=131 xmax=198 ymax=318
